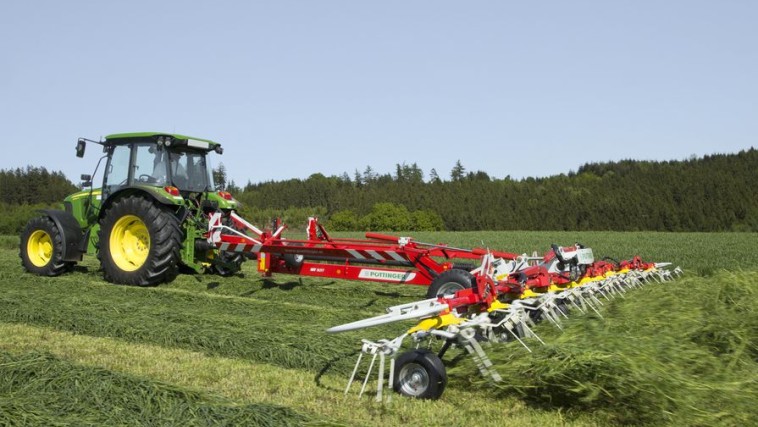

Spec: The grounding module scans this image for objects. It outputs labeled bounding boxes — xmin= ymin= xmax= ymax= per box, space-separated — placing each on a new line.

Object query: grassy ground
xmin=1 ymin=232 xmax=756 ymax=426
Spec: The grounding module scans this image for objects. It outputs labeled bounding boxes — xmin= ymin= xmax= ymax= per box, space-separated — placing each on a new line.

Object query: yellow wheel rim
xmin=27 ymin=230 xmax=53 ymax=267
xmin=110 ymin=215 xmax=150 ymax=272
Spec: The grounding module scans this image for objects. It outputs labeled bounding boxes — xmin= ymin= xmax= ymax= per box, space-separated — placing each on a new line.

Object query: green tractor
xmin=20 ymin=132 xmax=245 ymax=285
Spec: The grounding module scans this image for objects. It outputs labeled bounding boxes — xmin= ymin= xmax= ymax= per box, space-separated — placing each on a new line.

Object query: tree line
xmin=2 ymin=149 xmax=757 ymax=233
xmin=231 ymin=149 xmax=758 ymax=232
xmin=0 ymin=167 xmax=79 ymax=234
xmin=0 ymin=166 xmax=77 ymax=205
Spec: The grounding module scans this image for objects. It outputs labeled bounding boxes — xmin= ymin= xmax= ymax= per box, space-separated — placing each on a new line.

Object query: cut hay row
xmin=0 ymin=322 xmax=607 ymax=427
xmin=0 ymin=351 xmax=306 ymax=427
xmin=2 ymin=232 xmax=758 ymax=425
xmin=0 ymin=271 xmax=400 ymax=374
xmin=461 ymin=270 xmax=758 ymax=426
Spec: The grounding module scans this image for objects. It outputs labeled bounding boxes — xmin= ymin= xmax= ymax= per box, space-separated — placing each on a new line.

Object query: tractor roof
xmin=105 ymin=132 xmax=220 ymax=148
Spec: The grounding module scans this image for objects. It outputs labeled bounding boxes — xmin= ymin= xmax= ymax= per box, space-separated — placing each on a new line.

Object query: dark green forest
xmin=0 ymin=167 xmax=78 ymax=234
xmin=2 ymin=149 xmax=757 ymax=233
xmin=233 ymin=148 xmax=758 ymax=232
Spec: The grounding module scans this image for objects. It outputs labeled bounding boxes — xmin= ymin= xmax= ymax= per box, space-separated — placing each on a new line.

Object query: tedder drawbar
xmin=21 ymin=131 xmax=683 ymax=401
xmin=208 ymin=214 xmax=521 ymax=298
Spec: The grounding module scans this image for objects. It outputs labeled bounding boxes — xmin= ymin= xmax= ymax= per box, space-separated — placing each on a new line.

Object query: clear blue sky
xmin=1 ymin=1 xmax=756 ymax=187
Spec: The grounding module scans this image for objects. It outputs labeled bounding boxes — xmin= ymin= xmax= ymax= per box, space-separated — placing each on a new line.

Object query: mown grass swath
xmin=460 ymin=270 xmax=758 ymax=425
xmin=0 ymin=277 xmax=357 ymax=374
xmin=0 ymin=253 xmax=427 ymax=376
xmin=1 ymin=232 xmax=757 ymax=425
xmin=0 ymin=351 xmax=306 ymax=427
xmin=0 ymin=323 xmax=614 ymax=427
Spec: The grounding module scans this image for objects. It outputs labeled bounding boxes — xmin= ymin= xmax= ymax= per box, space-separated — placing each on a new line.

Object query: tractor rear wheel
xmin=426 ymin=269 xmax=474 ymax=298
xmin=393 ymin=349 xmax=447 ymax=399
xmin=19 ymin=216 xmax=70 ymax=276
xmin=98 ymin=196 xmax=182 ymax=286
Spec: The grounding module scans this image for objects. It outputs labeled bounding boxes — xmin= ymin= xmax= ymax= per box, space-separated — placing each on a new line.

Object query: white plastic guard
xmin=576 ymin=248 xmax=594 ymax=265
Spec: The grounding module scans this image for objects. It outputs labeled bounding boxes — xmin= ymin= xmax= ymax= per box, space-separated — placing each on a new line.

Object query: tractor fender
xmin=99 ymin=186 xmax=182 ymax=218
xmin=40 ymin=209 xmax=84 ymax=262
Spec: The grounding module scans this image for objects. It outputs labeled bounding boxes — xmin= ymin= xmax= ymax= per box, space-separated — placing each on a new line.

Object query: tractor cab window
xmin=169 ymin=150 xmax=210 ymax=192
xmin=103 ymin=144 xmax=131 ymax=195
xmin=134 ymin=143 xmax=168 ymax=186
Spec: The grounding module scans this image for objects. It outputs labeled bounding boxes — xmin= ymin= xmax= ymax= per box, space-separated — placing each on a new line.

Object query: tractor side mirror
xmin=76 ymin=138 xmax=86 ymax=158
xmin=80 ymin=174 xmax=92 ymax=188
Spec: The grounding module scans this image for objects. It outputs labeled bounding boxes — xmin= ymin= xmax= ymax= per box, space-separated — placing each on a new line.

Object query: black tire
xmin=282 ymin=241 xmax=304 ymax=270
xmin=451 ymin=263 xmax=475 ymax=271
xmin=555 ymin=299 xmax=570 ymax=316
xmin=528 ymin=307 xmax=544 ymax=324
xmin=393 ymin=349 xmax=447 ymax=399
xmin=98 ymin=196 xmax=182 ymax=286
xmin=213 ymin=251 xmax=244 ymax=277
xmin=19 ymin=216 xmax=69 ymax=276
xmin=489 ymin=311 xmax=527 ymax=341
xmin=283 ymin=253 xmax=304 ymax=270
xmin=426 ymin=269 xmax=474 ymax=298
xmin=212 ymin=214 xmax=246 ymax=276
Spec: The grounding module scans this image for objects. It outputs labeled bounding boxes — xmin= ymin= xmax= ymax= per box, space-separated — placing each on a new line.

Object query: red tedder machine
xmin=206 ymin=208 xmax=682 ymax=402
xmin=208 ymin=214 xmax=520 ymax=298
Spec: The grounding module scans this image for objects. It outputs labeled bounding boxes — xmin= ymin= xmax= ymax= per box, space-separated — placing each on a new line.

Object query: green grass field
xmin=1 ymin=232 xmax=756 ymax=426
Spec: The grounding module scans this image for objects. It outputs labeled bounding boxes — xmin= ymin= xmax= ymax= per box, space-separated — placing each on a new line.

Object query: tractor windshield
xmin=102 ymin=140 xmax=217 ymax=196
xmin=168 ymin=150 xmax=214 ymax=192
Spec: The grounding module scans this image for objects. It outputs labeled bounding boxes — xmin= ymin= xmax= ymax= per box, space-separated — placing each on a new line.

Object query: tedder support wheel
xmin=20 ymin=216 xmax=70 ymax=276
xmin=393 ymin=349 xmax=448 ymax=399
xmin=426 ymin=269 xmax=475 ymax=298
xmin=213 ymin=252 xmax=244 ymax=277
xmin=98 ymin=195 xmax=182 ymax=286
xmin=282 ymin=241 xmax=305 ymax=271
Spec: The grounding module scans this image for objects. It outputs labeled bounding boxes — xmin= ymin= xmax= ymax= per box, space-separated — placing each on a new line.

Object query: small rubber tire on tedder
xmin=393 ymin=349 xmax=448 ymax=400
xmin=213 ymin=251 xmax=244 ymax=277
xmin=98 ymin=195 xmax=182 ymax=286
xmin=19 ymin=216 xmax=71 ymax=276
xmin=426 ymin=269 xmax=475 ymax=298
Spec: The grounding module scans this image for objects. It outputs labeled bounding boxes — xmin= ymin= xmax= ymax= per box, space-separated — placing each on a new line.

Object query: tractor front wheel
xmin=393 ymin=349 xmax=447 ymax=399
xmin=20 ymin=216 xmax=70 ymax=276
xmin=98 ymin=196 xmax=182 ymax=286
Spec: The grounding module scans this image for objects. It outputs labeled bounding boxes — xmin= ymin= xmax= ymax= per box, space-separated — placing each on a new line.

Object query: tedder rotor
xmin=327 ymin=248 xmax=682 ymax=400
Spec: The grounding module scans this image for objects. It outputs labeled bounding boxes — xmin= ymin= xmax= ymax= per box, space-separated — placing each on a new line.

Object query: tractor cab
xmin=99 ymin=133 xmax=223 ymax=199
